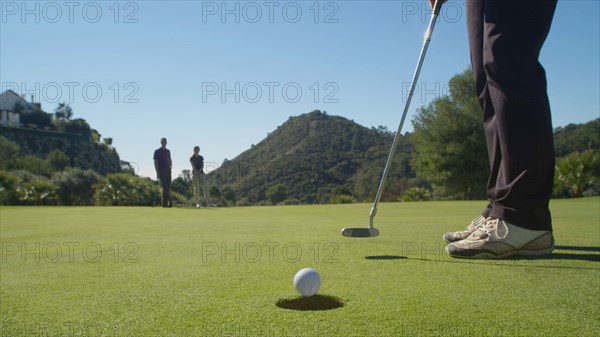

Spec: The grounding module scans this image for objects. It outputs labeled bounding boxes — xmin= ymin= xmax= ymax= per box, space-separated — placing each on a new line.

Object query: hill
xmin=207 ymin=112 xmax=599 ymax=206
xmin=208 ymin=110 xmax=417 ymax=205
xmin=0 ymin=127 xmax=121 ymax=175
xmin=554 ymin=118 xmax=600 ymax=157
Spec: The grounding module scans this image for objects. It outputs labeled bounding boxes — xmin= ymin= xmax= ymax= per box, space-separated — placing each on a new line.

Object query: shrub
xmin=170 ymin=191 xmax=188 ymax=207
xmin=331 ymin=194 xmax=356 ymax=204
xmin=221 ymin=186 xmax=237 ymax=203
xmin=279 ymin=198 xmax=300 ymax=205
xmin=52 ymin=168 xmax=100 ymax=205
xmin=94 ymin=173 xmax=156 ymax=206
xmin=0 ymin=171 xmax=19 ymax=204
xmin=266 ymin=184 xmax=288 ymax=204
xmin=16 ymin=181 xmax=59 ymax=205
xmin=10 ymin=170 xmax=48 ymax=184
xmin=554 ymin=150 xmax=600 ymax=197
xmin=14 ymin=156 xmax=52 ymax=177
xmin=400 ymin=187 xmax=432 ymax=202
xmin=236 ymin=198 xmax=252 ymax=207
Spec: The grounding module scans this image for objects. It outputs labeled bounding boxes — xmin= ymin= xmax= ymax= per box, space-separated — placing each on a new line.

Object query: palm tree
xmin=54 ymin=102 xmax=73 ymax=121
xmin=555 ymin=150 xmax=600 ymax=197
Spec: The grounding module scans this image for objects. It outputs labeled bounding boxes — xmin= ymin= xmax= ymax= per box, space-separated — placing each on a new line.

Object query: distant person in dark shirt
xmin=154 ymin=137 xmax=172 ymax=208
xmin=190 ymin=146 xmax=210 ymax=207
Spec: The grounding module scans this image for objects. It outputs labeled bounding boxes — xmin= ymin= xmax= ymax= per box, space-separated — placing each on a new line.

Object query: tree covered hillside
xmin=208 ymin=110 xmax=419 ymax=205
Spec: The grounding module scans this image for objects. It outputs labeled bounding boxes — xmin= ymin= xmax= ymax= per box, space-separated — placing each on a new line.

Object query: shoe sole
xmin=446 ymin=245 xmax=555 ymax=259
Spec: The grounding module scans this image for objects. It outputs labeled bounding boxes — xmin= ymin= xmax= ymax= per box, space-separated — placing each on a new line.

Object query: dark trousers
xmin=158 ymin=170 xmax=172 ymax=207
xmin=467 ymin=0 xmax=557 ymax=230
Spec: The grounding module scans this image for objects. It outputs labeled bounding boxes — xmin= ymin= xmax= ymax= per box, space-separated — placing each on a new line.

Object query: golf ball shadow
xmin=275 ymin=295 xmax=344 ymax=311
xmin=364 ymin=255 xmax=406 ymax=260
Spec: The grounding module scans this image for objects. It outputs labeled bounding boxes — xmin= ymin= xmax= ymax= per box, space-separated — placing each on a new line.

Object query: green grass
xmin=1 ymin=198 xmax=599 ymax=336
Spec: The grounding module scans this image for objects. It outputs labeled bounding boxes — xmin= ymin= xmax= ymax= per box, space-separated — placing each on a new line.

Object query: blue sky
xmin=1 ymin=0 xmax=599 ymax=178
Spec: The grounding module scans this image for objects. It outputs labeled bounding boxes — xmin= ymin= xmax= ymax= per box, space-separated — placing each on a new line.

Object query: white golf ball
xmin=293 ymin=268 xmax=321 ymax=297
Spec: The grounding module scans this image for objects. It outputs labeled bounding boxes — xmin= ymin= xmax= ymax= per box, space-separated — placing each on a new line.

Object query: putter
xmin=342 ymin=0 xmax=444 ymax=238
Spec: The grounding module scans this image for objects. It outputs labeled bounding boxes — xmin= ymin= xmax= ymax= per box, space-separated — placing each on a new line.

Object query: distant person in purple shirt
xmin=153 ymin=137 xmax=172 ymax=208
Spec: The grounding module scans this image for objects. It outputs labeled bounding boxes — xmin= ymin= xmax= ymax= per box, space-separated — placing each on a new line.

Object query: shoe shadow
xmin=410 ymin=243 xmax=600 ymax=269
xmin=275 ymin=295 xmax=344 ymax=311
xmin=364 ymin=255 xmax=407 ymax=260
xmin=535 ymin=245 xmax=600 ymax=263
xmin=415 ymin=255 xmax=599 ymax=270
xmin=555 ymin=245 xmax=600 ymax=253
xmin=526 ymin=253 xmax=600 ymax=263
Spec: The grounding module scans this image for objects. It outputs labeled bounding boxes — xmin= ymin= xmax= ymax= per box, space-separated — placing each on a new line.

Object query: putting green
xmin=1 ymin=198 xmax=598 ymax=336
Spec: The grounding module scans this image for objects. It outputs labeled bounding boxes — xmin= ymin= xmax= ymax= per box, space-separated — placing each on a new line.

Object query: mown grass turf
xmin=1 ymin=198 xmax=599 ymax=336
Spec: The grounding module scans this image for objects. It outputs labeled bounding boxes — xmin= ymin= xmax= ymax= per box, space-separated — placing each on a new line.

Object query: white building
xmin=0 ymin=90 xmax=43 ymax=127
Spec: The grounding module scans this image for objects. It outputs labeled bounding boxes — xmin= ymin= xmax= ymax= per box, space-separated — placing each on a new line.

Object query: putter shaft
xmin=368 ymin=0 xmax=443 ymax=229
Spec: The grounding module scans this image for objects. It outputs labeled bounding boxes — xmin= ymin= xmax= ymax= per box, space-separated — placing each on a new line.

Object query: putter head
xmin=341 ymin=227 xmax=380 ymax=238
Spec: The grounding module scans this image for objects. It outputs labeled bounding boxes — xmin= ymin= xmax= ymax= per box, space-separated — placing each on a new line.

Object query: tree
xmin=554 ymin=119 xmax=600 ymax=157
xmin=47 ymin=149 xmax=70 ymax=171
xmin=221 ymin=186 xmax=236 ymax=203
xmin=120 ymin=161 xmax=137 ymax=175
xmin=0 ymin=171 xmax=19 ymax=204
xmin=266 ymin=184 xmax=288 ymax=204
xmin=91 ymin=129 xmax=101 ymax=143
xmin=103 ymin=137 xmax=113 ymax=147
xmin=65 ymin=118 xmax=91 ymax=134
xmin=54 ymin=102 xmax=73 ymax=121
xmin=20 ymin=110 xmax=52 ymax=129
xmin=411 ymin=68 xmax=488 ymax=199
xmin=179 ymin=170 xmax=192 ymax=184
xmin=372 ymin=125 xmax=391 ymax=134
xmin=171 ymin=176 xmax=192 ymax=199
xmin=0 ymin=136 xmax=20 ymax=169
xmin=210 ymin=186 xmax=221 ymax=199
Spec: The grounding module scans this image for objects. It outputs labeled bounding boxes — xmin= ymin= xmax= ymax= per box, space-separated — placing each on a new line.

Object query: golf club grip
xmin=369 ymin=3 xmax=442 ymax=224
xmin=434 ymin=0 xmax=444 ymax=16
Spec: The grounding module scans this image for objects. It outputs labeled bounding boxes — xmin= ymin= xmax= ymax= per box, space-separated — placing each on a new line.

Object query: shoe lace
xmin=464 ymin=216 xmax=486 ymax=232
xmin=476 ymin=218 xmax=509 ymax=240
xmin=474 ymin=216 xmax=487 ymax=227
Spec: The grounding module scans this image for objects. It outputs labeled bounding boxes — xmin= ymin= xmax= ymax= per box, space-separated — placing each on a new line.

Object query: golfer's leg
xmin=165 ymin=172 xmax=172 ymax=206
xmin=159 ymin=172 xmax=168 ymax=207
xmin=483 ymin=0 xmax=557 ymax=230
xmin=467 ymin=0 xmax=494 ymax=218
xmin=201 ymin=174 xmax=210 ymax=206
xmin=193 ymin=175 xmax=200 ymax=205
